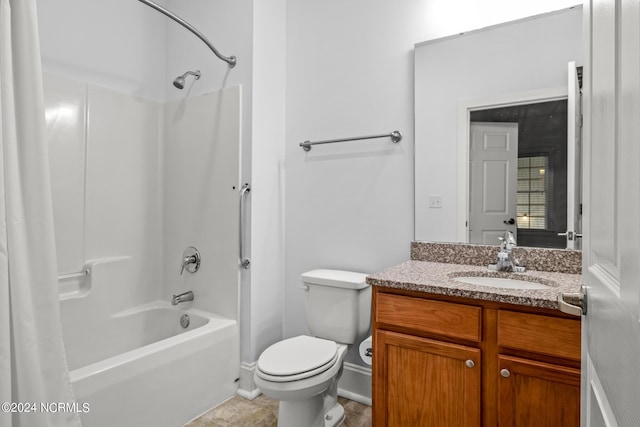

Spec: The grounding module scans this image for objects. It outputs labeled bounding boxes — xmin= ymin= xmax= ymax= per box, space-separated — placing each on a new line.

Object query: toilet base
xmin=324 ymin=402 xmax=345 ymax=427
xmin=276 ymin=399 xmax=344 ymax=427
xmin=278 ymin=396 xmax=325 ymax=427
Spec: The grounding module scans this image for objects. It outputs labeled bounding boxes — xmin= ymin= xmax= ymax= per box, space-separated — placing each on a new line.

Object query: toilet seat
xmin=256 ymin=335 xmax=338 ymax=382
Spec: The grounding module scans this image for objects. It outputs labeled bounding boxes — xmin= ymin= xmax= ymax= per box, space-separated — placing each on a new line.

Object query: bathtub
xmin=60 ymin=277 xmax=239 ymax=427
xmin=63 ymin=301 xmax=238 ymax=427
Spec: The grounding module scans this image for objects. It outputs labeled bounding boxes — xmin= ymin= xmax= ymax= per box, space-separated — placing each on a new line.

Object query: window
xmin=517 ymin=156 xmax=547 ymax=229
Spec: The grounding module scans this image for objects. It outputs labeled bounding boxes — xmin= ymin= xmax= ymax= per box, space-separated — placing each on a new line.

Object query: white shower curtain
xmin=0 ymin=1 xmax=81 ymax=426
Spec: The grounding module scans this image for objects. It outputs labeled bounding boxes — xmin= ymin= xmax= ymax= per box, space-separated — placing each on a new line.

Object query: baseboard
xmin=236 ymin=361 xmax=261 ymax=400
xmin=338 ymin=362 xmax=372 ymax=406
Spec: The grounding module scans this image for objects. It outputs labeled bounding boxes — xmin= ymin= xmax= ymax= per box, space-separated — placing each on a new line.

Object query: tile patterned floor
xmin=184 ymin=395 xmax=371 ymax=427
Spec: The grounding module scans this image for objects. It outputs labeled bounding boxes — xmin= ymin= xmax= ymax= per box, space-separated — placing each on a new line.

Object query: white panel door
xmin=469 ymin=122 xmax=518 ymax=244
xmin=581 ymin=0 xmax=640 ymax=425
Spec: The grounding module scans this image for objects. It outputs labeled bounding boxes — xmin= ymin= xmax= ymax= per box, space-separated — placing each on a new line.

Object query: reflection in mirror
xmin=468 ymin=100 xmax=569 ymax=248
xmin=413 ymin=6 xmax=583 ymax=249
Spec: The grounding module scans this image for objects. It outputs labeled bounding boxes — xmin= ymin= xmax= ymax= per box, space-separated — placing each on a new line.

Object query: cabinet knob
xmin=465 ymin=359 xmax=475 ymax=368
xmin=500 ymin=369 xmax=511 ymax=378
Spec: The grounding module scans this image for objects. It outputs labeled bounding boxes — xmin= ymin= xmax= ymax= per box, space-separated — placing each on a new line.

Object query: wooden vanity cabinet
xmin=496 ymin=310 xmax=581 ymax=426
xmin=497 ymin=355 xmax=580 ymax=426
xmin=372 ymin=287 xmax=581 ymax=427
xmin=375 ymin=330 xmax=481 ymax=426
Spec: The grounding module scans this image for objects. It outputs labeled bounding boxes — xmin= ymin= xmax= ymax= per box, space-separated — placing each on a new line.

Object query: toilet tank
xmin=302 ymin=269 xmax=371 ymax=344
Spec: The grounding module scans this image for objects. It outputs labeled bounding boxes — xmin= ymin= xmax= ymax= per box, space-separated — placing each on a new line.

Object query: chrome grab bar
xmin=57 ymin=269 xmax=90 ymax=281
xmin=299 ymin=130 xmax=402 ymax=152
xmin=239 ymin=183 xmax=251 ymax=269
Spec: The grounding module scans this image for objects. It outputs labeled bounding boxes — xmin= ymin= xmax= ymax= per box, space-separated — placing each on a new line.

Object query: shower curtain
xmin=0 ymin=1 xmax=81 ymax=426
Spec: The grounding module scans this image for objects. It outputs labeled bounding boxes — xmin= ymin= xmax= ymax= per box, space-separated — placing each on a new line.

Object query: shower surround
xmin=45 ymin=73 xmax=242 ymax=427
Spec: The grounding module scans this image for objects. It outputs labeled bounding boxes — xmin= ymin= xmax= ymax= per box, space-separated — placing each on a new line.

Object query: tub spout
xmin=172 ymin=291 xmax=194 ymax=305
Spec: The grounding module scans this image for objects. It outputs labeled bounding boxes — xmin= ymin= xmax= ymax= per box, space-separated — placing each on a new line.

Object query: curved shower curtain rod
xmin=137 ymin=0 xmax=236 ymax=69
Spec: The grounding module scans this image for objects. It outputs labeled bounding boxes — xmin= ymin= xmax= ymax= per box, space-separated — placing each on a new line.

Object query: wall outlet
xmin=429 ymin=195 xmax=443 ymax=208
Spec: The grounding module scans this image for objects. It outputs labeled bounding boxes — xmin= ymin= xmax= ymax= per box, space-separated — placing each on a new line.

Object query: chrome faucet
xmin=172 ymin=290 xmax=194 ymax=305
xmin=489 ymin=231 xmax=525 ymax=272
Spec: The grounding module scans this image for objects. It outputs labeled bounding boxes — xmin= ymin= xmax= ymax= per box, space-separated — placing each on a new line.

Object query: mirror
xmin=414 ymin=7 xmax=583 ymax=249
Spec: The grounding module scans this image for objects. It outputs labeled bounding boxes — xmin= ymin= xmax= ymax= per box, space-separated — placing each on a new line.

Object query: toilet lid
xmin=257 ymin=335 xmax=338 ymax=377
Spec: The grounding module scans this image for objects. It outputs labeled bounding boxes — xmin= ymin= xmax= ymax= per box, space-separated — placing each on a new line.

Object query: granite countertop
xmin=367 ymin=242 xmax=583 ymax=310
xmin=367 ymin=260 xmax=582 ymax=309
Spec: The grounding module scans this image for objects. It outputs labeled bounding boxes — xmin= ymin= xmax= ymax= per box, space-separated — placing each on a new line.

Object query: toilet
xmin=254 ymin=269 xmax=371 ymax=427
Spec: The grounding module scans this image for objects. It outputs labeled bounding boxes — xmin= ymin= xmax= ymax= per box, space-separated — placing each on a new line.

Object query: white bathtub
xmin=60 ymin=257 xmax=240 ymax=427
xmin=61 ymin=292 xmax=239 ymax=427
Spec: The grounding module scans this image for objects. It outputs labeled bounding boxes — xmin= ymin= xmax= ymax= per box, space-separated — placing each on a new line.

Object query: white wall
xmin=37 ymin=0 xmax=167 ymax=100
xmin=284 ymin=0 xmax=430 ymax=366
xmin=423 ymin=0 xmax=581 ymax=39
xmin=249 ymin=0 xmax=287 ymax=361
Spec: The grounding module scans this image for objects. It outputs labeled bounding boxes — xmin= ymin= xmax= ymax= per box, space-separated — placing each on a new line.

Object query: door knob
xmin=503 ymin=218 xmax=515 ymax=225
xmin=558 ymin=285 xmax=587 ymax=316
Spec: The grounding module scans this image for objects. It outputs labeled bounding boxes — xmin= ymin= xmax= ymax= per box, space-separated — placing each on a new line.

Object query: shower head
xmin=173 ymin=70 xmax=201 ymax=89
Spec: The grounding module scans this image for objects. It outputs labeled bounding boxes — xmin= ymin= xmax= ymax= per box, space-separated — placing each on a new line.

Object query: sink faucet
xmin=172 ymin=290 xmax=194 ymax=305
xmin=489 ymin=231 xmax=525 ymax=272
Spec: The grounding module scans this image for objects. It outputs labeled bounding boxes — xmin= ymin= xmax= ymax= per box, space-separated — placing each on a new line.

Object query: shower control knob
xmin=180 ymin=247 xmax=201 ymax=275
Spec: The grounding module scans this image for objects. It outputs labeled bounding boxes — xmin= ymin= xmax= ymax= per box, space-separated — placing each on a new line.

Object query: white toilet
xmin=254 ymin=269 xmax=371 ymax=427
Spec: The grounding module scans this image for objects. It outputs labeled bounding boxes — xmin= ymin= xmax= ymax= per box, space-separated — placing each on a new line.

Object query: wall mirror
xmin=414 ymin=6 xmax=583 ymax=249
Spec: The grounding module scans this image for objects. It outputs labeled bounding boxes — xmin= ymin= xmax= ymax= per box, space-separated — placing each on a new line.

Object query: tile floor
xmin=184 ymin=394 xmax=371 ymax=427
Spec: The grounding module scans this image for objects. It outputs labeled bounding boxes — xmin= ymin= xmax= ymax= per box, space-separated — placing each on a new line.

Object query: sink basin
xmin=451 ymin=276 xmax=553 ymax=290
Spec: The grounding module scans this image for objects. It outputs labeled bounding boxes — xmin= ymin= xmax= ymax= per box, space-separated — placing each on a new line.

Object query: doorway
xmin=469 ymin=100 xmax=569 ymax=248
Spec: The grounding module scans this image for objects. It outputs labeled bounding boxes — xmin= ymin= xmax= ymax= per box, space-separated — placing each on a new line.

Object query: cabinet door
xmin=498 ymin=355 xmax=580 ymax=427
xmin=373 ymin=330 xmax=480 ymax=427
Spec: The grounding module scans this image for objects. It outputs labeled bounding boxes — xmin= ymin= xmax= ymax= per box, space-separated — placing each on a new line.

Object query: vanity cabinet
xmin=497 ymin=355 xmax=580 ymax=426
xmin=372 ymin=287 xmax=581 ymax=427
xmin=375 ymin=330 xmax=480 ymax=426
xmin=496 ymin=310 xmax=581 ymax=426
